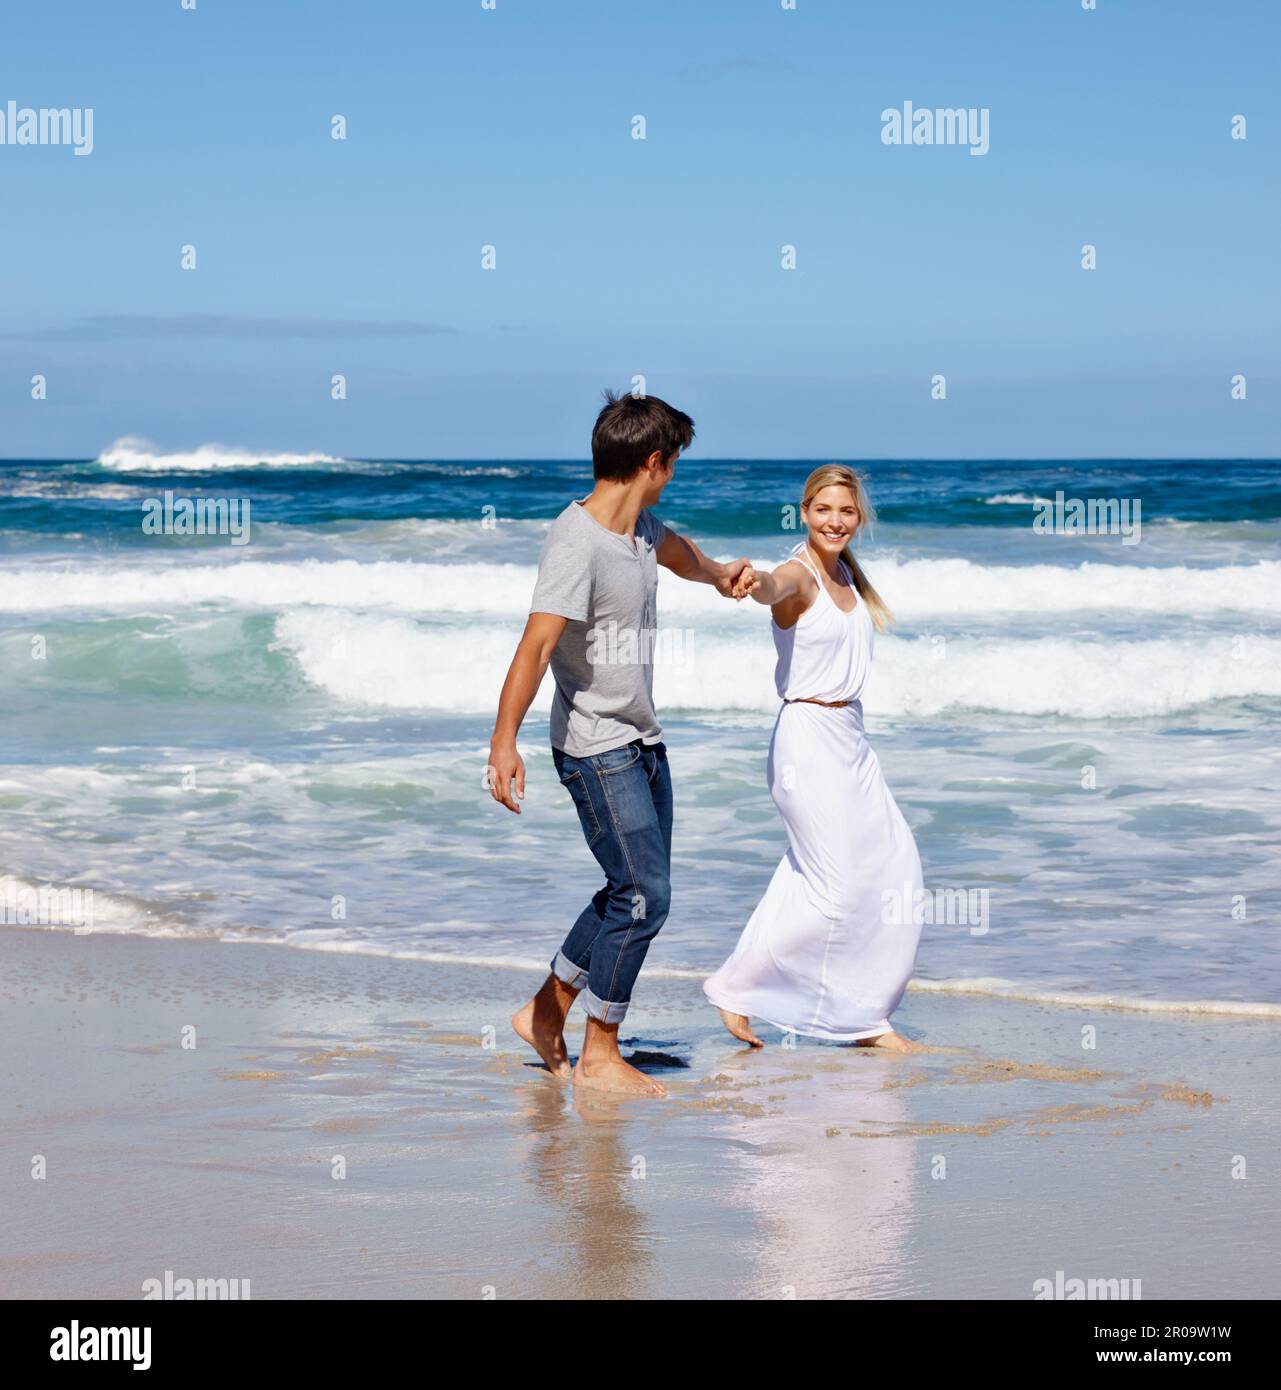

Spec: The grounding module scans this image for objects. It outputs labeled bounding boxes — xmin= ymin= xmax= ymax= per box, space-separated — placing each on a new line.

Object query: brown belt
xmin=783 ymin=697 xmax=854 ymax=708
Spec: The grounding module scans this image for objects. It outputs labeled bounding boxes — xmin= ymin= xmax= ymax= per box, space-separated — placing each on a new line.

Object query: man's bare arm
xmin=656 ymin=529 xmax=751 ymax=598
xmin=488 ymin=611 xmax=568 ymax=814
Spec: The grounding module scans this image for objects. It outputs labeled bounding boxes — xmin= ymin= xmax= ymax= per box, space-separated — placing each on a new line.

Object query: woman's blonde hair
xmin=800 ymin=464 xmax=893 ymax=631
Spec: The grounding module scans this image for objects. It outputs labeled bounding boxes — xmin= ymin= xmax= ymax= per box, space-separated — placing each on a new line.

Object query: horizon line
xmin=1 ymin=455 xmax=1278 ymax=466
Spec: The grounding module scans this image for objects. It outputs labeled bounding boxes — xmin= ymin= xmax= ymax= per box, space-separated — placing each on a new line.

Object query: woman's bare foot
xmin=573 ymin=1054 xmax=667 ymax=1097
xmin=855 ymin=1030 xmax=929 ymax=1053
xmin=717 ymin=1008 xmax=763 ymax=1047
xmin=511 ymin=975 xmax=577 ymax=1078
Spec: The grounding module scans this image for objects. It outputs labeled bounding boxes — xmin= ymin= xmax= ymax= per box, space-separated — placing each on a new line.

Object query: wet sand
xmin=1 ymin=927 xmax=1277 ymax=1299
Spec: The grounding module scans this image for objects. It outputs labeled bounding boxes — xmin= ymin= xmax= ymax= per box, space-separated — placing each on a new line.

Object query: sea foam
xmin=95 ymin=436 xmax=346 ymax=472
xmin=271 ymin=609 xmax=1281 ymax=720
xmin=1 ymin=555 xmax=1278 ymax=616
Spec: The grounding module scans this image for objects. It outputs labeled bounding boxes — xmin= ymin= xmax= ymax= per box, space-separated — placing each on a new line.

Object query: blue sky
xmin=1 ymin=0 xmax=1277 ymax=458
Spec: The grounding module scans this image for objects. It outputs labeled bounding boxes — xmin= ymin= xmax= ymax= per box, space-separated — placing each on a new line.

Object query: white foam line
xmin=8 ymin=919 xmax=1279 ymax=1022
xmin=236 ymin=936 xmax=1281 ymax=1020
xmin=904 ymin=975 xmax=1281 ymax=1019
xmin=272 ymin=609 xmax=1281 ymax=719
xmin=3 ymin=555 xmax=1280 ymax=617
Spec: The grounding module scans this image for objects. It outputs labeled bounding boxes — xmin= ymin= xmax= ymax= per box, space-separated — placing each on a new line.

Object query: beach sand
xmin=2 ymin=926 xmax=1277 ymax=1300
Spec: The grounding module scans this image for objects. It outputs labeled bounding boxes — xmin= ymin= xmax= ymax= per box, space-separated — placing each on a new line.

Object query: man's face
xmin=642 ymin=451 xmax=678 ymax=505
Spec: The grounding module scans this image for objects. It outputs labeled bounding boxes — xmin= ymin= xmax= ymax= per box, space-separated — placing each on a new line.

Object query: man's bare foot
xmin=573 ymin=1054 xmax=667 ymax=1097
xmin=512 ymin=983 xmax=574 ymax=1078
xmin=717 ymin=1008 xmax=763 ymax=1047
xmin=855 ymin=1030 xmax=929 ymax=1053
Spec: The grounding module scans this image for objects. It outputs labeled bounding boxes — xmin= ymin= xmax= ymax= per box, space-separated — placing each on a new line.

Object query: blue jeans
xmin=550 ymin=740 xmax=673 ymax=1023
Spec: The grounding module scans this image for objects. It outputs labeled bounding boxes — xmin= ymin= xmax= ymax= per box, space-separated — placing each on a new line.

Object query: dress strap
xmin=791 ymin=545 xmax=823 ymax=584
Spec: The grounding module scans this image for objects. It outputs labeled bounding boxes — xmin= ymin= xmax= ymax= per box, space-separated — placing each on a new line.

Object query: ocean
xmin=2 ymin=446 xmax=1278 ymax=1015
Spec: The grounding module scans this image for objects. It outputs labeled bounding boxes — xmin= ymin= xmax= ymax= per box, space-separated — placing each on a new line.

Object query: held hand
xmin=716 ymin=557 xmax=755 ymax=601
xmin=731 ymin=565 xmax=761 ymax=600
xmin=487 ymin=743 xmax=526 ymax=814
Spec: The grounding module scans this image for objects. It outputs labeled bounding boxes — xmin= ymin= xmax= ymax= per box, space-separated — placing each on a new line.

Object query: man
xmin=488 ymin=391 xmax=752 ymax=1097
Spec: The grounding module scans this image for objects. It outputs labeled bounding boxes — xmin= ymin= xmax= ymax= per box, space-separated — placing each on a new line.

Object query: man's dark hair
xmin=591 ymin=390 xmax=695 ymax=482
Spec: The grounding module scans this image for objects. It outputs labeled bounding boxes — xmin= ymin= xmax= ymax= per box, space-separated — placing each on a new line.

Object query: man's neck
xmin=581 ymin=481 xmax=648 ymax=538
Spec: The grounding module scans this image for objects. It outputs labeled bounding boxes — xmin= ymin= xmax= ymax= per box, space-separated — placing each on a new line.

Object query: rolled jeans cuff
xmin=550 ymin=950 xmax=588 ymax=991
xmin=581 ymin=986 xmax=629 ymax=1025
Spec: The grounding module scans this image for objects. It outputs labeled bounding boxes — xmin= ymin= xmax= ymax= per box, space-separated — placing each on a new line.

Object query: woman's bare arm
xmin=739 ymin=558 xmax=812 ymax=607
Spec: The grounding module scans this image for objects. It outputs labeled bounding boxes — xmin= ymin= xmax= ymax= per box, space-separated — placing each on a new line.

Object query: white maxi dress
xmin=704 ymin=548 xmax=924 ymax=1040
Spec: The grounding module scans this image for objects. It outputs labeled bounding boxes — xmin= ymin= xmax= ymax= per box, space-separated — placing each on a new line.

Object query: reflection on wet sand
xmin=704 ymin=1046 xmax=916 ymax=1299
xmin=512 ymin=1077 xmax=654 ymax=1300
xmin=509 ymin=1040 xmax=917 ymax=1299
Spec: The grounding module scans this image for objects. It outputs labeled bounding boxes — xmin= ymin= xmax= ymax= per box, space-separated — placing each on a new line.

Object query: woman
xmin=704 ymin=465 xmax=926 ymax=1050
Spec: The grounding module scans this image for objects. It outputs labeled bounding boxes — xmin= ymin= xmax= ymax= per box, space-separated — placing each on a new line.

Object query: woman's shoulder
xmin=769 ymin=557 xmax=819 ymax=630
xmin=773 ymin=555 xmax=817 ymax=590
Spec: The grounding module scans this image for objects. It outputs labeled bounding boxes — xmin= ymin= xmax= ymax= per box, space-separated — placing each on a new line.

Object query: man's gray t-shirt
xmin=530 ymin=501 xmax=668 ymax=757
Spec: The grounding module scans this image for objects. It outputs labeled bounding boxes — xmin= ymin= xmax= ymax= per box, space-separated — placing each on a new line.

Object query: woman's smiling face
xmin=802 ymin=484 xmax=860 ymax=557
